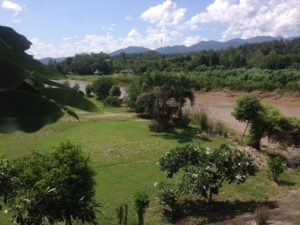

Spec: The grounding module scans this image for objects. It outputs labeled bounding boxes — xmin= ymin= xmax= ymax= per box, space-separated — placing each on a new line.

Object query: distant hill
xmin=39 ymin=57 xmax=66 ymax=65
xmin=109 ymin=46 xmax=150 ymax=56
xmin=155 ymin=36 xmax=283 ymax=54
xmin=109 ymin=36 xmax=284 ymax=56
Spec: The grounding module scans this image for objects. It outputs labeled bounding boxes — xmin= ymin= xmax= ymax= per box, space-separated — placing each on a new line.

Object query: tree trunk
xmin=138 ymin=212 xmax=144 ymax=225
xmin=242 ymin=121 xmax=249 ymax=137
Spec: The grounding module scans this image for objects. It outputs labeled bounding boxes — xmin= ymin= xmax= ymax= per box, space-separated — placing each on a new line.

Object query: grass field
xmin=0 ymin=100 xmax=299 ymax=225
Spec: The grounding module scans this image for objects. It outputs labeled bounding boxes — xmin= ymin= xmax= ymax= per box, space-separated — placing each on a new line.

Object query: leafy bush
xmin=254 ymin=205 xmax=269 ymax=225
xmin=267 ymin=155 xmax=284 ymax=182
xmin=159 ymin=144 xmax=256 ymax=203
xmin=136 ymin=93 xmax=154 ymax=118
xmin=157 ymin=183 xmax=179 ymax=222
xmin=149 ymin=119 xmax=171 ymax=133
xmin=0 ymin=141 xmax=99 ymax=225
xmin=134 ymin=191 xmax=150 ymax=225
xmin=85 ymin=84 xmax=93 ymax=97
xmin=126 ymin=79 xmax=143 ymax=110
xmin=92 ymin=77 xmax=114 ymax=99
xmin=109 ymin=85 xmax=121 ymax=97
xmin=104 ymin=96 xmax=120 ymax=107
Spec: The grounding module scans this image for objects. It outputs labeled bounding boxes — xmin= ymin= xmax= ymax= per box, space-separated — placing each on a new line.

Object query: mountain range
xmin=110 ymin=36 xmax=284 ymax=55
xmin=39 ymin=36 xmax=288 ymax=64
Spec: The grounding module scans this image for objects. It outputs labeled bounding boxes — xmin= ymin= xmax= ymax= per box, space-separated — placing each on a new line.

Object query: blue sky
xmin=1 ymin=0 xmax=299 ymax=58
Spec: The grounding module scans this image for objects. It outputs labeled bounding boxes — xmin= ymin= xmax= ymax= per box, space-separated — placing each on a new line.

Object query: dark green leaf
xmin=0 ymin=59 xmax=27 ymax=90
xmin=38 ymin=88 xmax=98 ymax=112
xmin=0 ymin=90 xmax=64 ymax=133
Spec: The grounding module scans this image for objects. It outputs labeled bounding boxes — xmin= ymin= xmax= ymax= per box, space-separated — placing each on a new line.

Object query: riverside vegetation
xmin=1 ymin=26 xmax=300 ymax=225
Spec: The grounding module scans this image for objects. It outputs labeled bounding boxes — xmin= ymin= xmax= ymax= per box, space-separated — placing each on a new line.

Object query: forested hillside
xmin=56 ymin=38 xmax=300 ymax=76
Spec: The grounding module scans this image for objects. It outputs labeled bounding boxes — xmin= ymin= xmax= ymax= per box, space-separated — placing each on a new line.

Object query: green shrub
xmin=104 ymin=96 xmax=120 ymax=107
xmin=157 ymin=183 xmax=179 ymax=222
xmin=135 ymin=93 xmax=154 ymax=118
xmin=254 ymin=205 xmax=269 ymax=225
xmin=92 ymin=77 xmax=114 ymax=99
xmin=149 ymin=120 xmax=171 ymax=133
xmin=134 ymin=191 xmax=150 ymax=225
xmin=85 ymin=84 xmax=93 ymax=97
xmin=109 ymin=85 xmax=121 ymax=97
xmin=267 ymin=155 xmax=284 ymax=182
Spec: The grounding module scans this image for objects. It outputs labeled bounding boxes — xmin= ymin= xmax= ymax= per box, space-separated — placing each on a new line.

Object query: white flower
xmin=206 ymin=166 xmax=210 ymax=170
xmin=192 ymin=173 xmax=198 ymax=178
xmin=154 ymin=182 xmax=158 ymax=187
xmin=235 ymin=175 xmax=242 ymax=180
xmin=4 ymin=210 xmax=8 ymax=214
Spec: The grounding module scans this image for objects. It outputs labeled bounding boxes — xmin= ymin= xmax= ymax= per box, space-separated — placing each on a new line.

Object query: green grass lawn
xmin=0 ymin=102 xmax=299 ymax=225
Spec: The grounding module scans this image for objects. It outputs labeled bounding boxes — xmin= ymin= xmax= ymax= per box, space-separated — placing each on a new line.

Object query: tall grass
xmin=184 ymin=107 xmax=229 ymax=137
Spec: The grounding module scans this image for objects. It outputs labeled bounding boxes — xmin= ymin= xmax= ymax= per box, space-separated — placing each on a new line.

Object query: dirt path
xmin=209 ymin=189 xmax=300 ymax=225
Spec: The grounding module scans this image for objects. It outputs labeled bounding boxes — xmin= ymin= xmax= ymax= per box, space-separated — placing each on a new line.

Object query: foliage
xmin=159 ymin=144 xmax=256 ymax=202
xmin=267 ymin=155 xmax=284 ymax=183
xmin=0 ymin=141 xmax=99 ymax=225
xmin=104 ymin=96 xmax=120 ymax=107
xmin=135 ymin=92 xmax=154 ymax=117
xmin=233 ymin=95 xmax=300 ymax=149
xmin=56 ymin=38 xmax=300 ymax=78
xmin=0 ymin=25 xmax=97 ymax=133
xmin=92 ymin=77 xmax=114 ymax=99
xmin=254 ymin=205 xmax=269 ymax=225
xmin=157 ymin=182 xmax=179 ymax=222
xmin=109 ymin=85 xmax=121 ymax=97
xmin=148 ymin=119 xmax=171 ymax=133
xmin=85 ymin=84 xmax=93 ymax=97
xmin=134 ymin=191 xmax=149 ymax=225
xmin=126 ymin=79 xmax=143 ymax=110
xmin=232 ymin=95 xmax=263 ymax=123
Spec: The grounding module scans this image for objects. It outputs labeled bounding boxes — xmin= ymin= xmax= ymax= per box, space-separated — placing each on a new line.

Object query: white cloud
xmin=1 ymin=0 xmax=22 ymax=13
xmin=183 ymin=36 xmax=205 ymax=46
xmin=141 ymin=0 xmax=187 ymax=28
xmin=188 ymin=0 xmax=300 ymax=40
xmin=127 ymin=28 xmax=141 ymax=38
xmin=1 ymin=0 xmax=23 ymax=22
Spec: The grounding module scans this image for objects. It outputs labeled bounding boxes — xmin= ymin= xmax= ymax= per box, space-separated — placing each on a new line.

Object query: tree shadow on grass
xmin=152 ymin=127 xmax=202 ymax=143
xmin=166 ymin=199 xmax=278 ymax=224
xmin=277 ymin=179 xmax=295 ymax=186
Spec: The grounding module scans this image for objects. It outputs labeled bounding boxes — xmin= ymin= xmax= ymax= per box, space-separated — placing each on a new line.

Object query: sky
xmin=1 ymin=0 xmax=299 ymax=58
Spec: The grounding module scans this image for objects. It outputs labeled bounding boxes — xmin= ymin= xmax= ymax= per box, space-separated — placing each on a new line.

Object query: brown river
xmin=193 ymin=92 xmax=300 ymax=133
xmin=56 ymin=80 xmax=300 ymax=133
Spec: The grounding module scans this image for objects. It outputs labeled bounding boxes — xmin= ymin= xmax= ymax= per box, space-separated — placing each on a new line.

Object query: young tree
xmin=91 ymin=77 xmax=114 ymax=99
xmin=159 ymin=144 xmax=256 ymax=203
xmin=232 ymin=94 xmax=263 ymax=137
xmin=267 ymin=155 xmax=284 ymax=183
xmin=134 ymin=191 xmax=150 ymax=225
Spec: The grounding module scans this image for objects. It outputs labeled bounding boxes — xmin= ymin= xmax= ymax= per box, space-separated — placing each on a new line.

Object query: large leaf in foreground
xmin=0 ymin=59 xmax=26 ymax=90
xmin=39 ymin=88 xmax=98 ymax=112
xmin=0 ymin=91 xmax=64 ymax=133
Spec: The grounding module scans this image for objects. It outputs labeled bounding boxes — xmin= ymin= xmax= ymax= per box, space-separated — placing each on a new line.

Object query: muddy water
xmin=193 ymin=92 xmax=300 ymax=133
xmin=54 ymin=80 xmax=128 ymax=98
